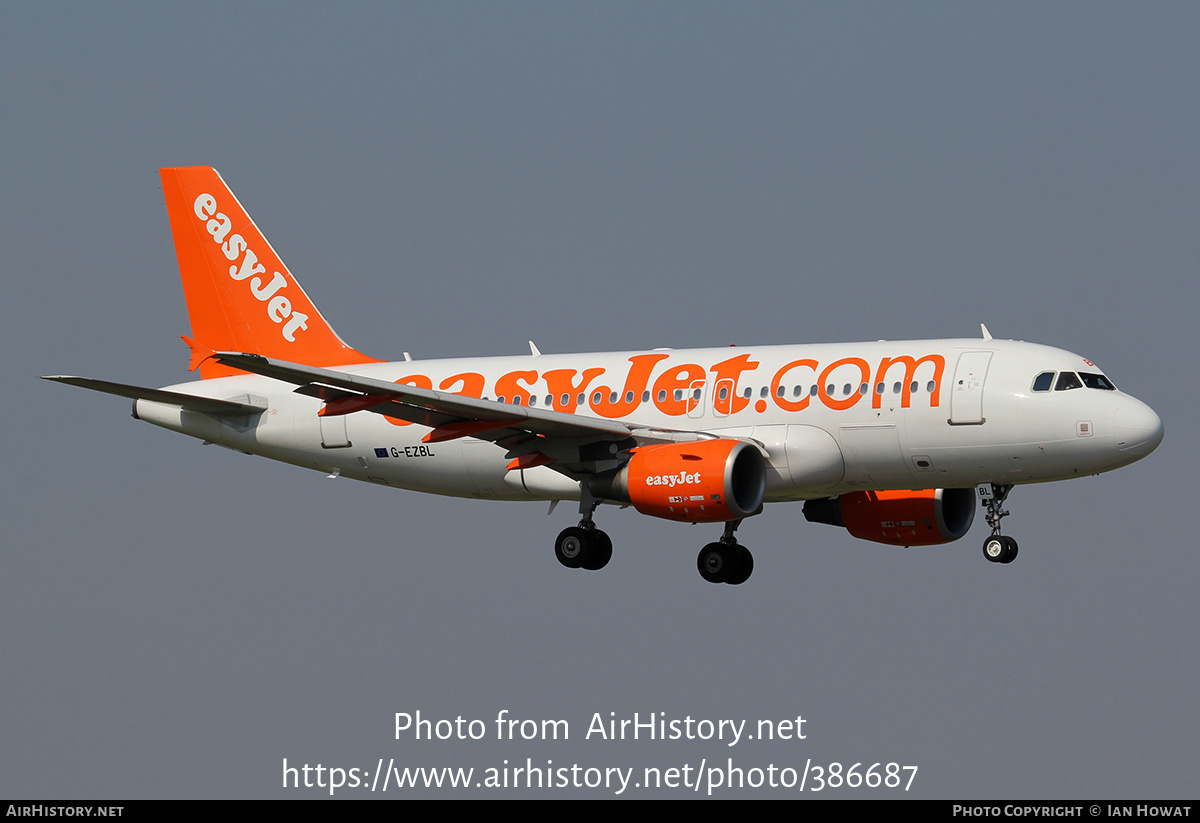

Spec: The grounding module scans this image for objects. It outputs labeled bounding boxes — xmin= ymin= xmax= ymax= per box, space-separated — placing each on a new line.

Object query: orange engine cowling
xmin=802 ymin=488 xmax=975 ymax=546
xmin=589 ymin=439 xmax=766 ymax=523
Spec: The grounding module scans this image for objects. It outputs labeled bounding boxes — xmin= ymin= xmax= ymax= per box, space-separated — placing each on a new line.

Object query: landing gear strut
xmin=978 ymin=483 xmax=1018 ymax=564
xmin=554 ymin=488 xmax=612 ymax=571
xmin=697 ymin=520 xmax=754 ymax=585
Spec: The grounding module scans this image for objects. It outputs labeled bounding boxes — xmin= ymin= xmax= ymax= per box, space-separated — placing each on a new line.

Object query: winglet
xmin=980 ymin=323 xmax=993 ymax=340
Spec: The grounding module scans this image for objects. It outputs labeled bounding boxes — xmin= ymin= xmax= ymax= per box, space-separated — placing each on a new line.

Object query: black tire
xmin=998 ymin=536 xmax=1019 ymax=564
xmin=697 ymin=542 xmax=732 ymax=583
xmin=555 ymin=527 xmax=591 ymax=569
xmin=582 ymin=530 xmax=612 ymax=571
xmin=726 ymin=545 xmax=754 ymax=585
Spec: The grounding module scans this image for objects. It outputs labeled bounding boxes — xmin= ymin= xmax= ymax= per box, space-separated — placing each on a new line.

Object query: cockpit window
xmin=1054 ymin=372 xmax=1083 ymax=391
xmin=1032 ymin=372 xmax=1055 ymax=392
xmin=1079 ymin=372 xmax=1116 ymax=391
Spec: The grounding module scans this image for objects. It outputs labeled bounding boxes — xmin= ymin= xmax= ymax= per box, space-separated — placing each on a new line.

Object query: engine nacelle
xmin=802 ymin=488 xmax=975 ymax=546
xmin=590 ymin=439 xmax=766 ymax=523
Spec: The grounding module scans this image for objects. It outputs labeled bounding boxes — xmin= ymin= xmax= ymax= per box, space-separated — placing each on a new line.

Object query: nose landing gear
xmin=983 ymin=533 xmax=1018 ymax=564
xmin=979 ymin=483 xmax=1018 ymax=564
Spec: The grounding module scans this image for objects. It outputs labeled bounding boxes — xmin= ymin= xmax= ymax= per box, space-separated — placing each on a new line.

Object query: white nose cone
xmin=1115 ymin=398 xmax=1164 ymax=457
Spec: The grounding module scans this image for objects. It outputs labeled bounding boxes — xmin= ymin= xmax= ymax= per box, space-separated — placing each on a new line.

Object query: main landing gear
xmin=979 ymin=483 xmax=1018 ymax=564
xmin=554 ymin=525 xmax=612 ymax=571
xmin=554 ymin=491 xmax=612 ymax=571
xmin=697 ymin=519 xmax=754 ymax=585
xmin=552 ymin=493 xmax=754 ymax=584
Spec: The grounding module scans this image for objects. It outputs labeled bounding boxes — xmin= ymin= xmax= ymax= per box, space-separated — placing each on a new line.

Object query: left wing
xmin=210 ymin=352 xmax=717 ymax=476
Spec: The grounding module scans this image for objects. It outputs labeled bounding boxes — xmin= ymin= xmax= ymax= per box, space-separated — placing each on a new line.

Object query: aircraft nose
xmin=1115 ymin=397 xmax=1164 ymax=456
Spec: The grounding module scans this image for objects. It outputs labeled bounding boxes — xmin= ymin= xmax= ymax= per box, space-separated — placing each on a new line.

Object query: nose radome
xmin=1115 ymin=398 xmax=1164 ymax=456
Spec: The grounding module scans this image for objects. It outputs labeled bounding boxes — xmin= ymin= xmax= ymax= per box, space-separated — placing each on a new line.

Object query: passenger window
xmin=1080 ymin=372 xmax=1116 ymax=391
xmin=1032 ymin=372 xmax=1055 ymax=392
xmin=793 ymin=385 xmax=803 ymax=398
xmin=1055 ymin=372 xmax=1083 ymax=391
xmin=657 ymin=389 xmax=667 ymax=402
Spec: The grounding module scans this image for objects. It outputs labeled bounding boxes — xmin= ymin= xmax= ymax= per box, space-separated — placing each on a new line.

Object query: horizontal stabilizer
xmin=42 ymin=376 xmax=267 ymax=417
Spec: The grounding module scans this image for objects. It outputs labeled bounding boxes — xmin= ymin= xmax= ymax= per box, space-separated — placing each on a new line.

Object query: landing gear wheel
xmin=582 ymin=530 xmax=612 ymax=571
xmin=726 ymin=545 xmax=754 ymax=585
xmin=555 ymin=527 xmax=590 ymax=569
xmin=697 ymin=542 xmax=733 ymax=584
xmin=983 ymin=534 xmax=1018 ymax=564
xmin=697 ymin=542 xmax=753 ymax=584
xmin=983 ymin=535 xmax=1006 ymax=563
xmin=998 ymin=535 xmax=1018 ymax=564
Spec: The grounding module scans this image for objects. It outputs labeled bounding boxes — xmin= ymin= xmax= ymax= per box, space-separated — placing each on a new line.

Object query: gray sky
xmin=3 ymin=2 xmax=1196 ymax=798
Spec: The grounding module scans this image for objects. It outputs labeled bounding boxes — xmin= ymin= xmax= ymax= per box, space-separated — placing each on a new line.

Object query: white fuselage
xmin=133 ymin=338 xmax=1163 ymax=504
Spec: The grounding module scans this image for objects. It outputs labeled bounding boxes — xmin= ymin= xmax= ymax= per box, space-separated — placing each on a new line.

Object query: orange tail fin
xmin=160 ymin=166 xmax=379 ymax=378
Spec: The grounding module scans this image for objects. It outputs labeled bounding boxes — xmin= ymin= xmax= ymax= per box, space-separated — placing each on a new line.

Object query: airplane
xmin=44 ymin=166 xmax=1164 ymax=585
